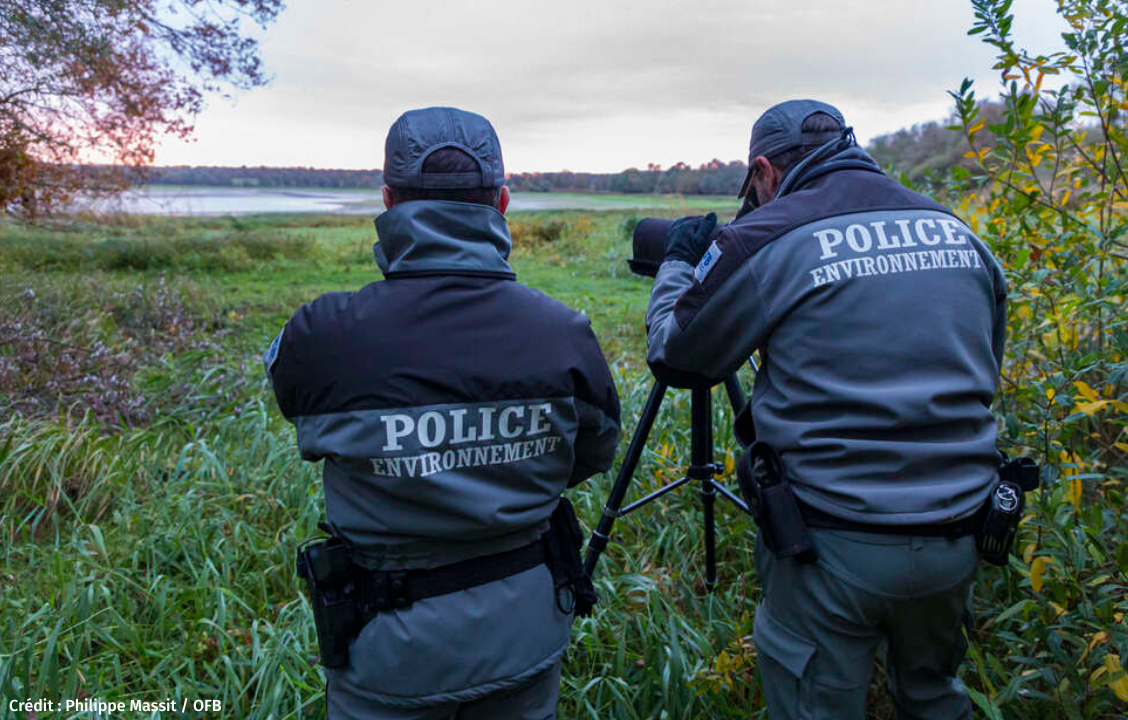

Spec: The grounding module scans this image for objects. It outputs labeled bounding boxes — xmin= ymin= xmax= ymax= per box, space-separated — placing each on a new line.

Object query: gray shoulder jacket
xmin=267 ymin=200 xmax=621 ymax=708
xmin=647 ymin=152 xmax=1007 ymax=526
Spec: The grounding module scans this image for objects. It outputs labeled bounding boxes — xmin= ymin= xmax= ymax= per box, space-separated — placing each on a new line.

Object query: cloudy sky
xmin=154 ymin=0 xmax=1069 ymax=173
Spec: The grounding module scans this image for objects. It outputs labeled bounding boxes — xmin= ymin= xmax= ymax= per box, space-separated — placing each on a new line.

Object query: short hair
xmin=387 ymin=148 xmax=501 ymax=206
xmin=765 ymin=112 xmax=844 ymax=177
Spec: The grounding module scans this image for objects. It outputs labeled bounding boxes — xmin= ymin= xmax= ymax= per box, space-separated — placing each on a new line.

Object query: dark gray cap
xmin=737 ymin=99 xmax=845 ymax=198
xmin=383 ymin=107 xmax=505 ymax=190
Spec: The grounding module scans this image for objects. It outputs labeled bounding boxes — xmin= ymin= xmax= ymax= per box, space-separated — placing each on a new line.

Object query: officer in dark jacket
xmin=647 ymin=100 xmax=1007 ymax=719
xmin=266 ymin=107 xmax=621 ymax=719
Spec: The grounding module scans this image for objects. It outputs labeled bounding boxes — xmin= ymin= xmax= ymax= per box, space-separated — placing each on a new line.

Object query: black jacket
xmin=268 ymin=199 xmax=621 ymax=565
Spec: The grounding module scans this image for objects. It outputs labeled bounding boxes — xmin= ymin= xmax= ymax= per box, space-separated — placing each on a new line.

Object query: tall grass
xmin=0 ymin=372 xmax=765 ymax=719
xmin=1 ymin=400 xmax=325 ymax=719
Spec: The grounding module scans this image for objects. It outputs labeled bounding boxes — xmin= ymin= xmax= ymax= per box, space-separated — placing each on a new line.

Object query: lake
xmin=81 ymin=186 xmax=732 ymax=216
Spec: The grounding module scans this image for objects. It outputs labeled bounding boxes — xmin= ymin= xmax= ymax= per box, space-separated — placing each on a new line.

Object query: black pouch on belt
xmin=736 ymin=441 xmax=817 ymax=564
xmin=543 ymin=496 xmax=599 ymax=617
xmin=977 ymin=455 xmax=1040 ymax=566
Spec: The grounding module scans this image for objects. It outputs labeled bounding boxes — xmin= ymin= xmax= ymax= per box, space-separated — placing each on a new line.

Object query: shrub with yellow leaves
xmin=946 ymin=1 xmax=1128 ymax=717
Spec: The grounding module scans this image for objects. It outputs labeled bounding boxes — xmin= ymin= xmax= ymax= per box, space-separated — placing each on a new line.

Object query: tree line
xmin=143 ymin=110 xmax=1004 ymax=195
xmin=147 ymin=165 xmax=385 ymax=189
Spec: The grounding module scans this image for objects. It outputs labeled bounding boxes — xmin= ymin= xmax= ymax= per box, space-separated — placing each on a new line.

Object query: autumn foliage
xmin=945 ymin=1 xmax=1128 ymax=715
xmin=0 ymin=0 xmax=283 ymax=218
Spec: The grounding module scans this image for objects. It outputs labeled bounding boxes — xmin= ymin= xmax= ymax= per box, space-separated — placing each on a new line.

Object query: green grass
xmin=1 ymin=208 xmax=1124 ymax=719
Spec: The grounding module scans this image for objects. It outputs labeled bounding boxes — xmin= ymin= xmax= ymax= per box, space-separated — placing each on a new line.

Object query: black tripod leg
xmin=584 ymin=380 xmax=669 ymax=578
xmin=726 ymin=373 xmax=756 ymax=448
xmin=691 ymin=386 xmax=718 ymax=592
xmin=723 ymin=374 xmax=745 ymax=414
xmin=703 ymin=479 xmax=717 ymax=592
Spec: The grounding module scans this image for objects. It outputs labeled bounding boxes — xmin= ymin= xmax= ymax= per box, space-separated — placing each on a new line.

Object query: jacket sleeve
xmin=263 ymin=293 xmax=350 ymax=432
xmin=264 ymin=302 xmax=320 ymax=425
xmin=973 ymin=237 xmax=1008 ymax=374
xmin=568 ymin=320 xmax=622 ymax=487
xmin=984 ymin=245 xmax=1008 ymax=373
xmin=646 ymin=226 xmax=773 ymax=382
xmin=263 ymin=321 xmax=296 ymax=422
xmin=992 ymin=286 xmax=1007 ymax=373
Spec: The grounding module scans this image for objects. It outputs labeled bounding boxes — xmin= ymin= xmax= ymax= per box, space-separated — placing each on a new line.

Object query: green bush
xmin=946 ymin=1 xmax=1128 ymax=716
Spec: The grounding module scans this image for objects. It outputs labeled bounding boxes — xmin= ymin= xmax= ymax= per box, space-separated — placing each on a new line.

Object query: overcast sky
xmin=153 ymin=0 xmax=1069 ymax=173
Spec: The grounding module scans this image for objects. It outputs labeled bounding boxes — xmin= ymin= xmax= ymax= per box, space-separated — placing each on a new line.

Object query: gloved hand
xmin=664 ymin=212 xmax=718 ymax=265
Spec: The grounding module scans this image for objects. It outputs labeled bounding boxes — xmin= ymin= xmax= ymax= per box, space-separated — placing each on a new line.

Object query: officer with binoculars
xmin=646 ymin=99 xmax=1009 ymax=720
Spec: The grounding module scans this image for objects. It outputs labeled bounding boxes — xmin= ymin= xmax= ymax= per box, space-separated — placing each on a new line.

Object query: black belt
xmin=357 ymin=540 xmax=546 ymax=619
xmin=799 ymin=502 xmax=979 ymax=539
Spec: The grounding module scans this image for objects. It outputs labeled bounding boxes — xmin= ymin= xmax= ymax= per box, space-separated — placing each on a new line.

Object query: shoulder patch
xmin=263 ymin=326 xmax=285 ymax=375
xmin=694 ymin=241 xmax=723 ymax=284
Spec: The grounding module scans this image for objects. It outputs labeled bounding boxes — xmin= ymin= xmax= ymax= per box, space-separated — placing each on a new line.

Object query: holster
xmin=296 ymin=535 xmax=361 ymax=669
xmin=736 ymin=441 xmax=817 ymax=564
xmin=543 ymin=497 xmax=599 ymax=617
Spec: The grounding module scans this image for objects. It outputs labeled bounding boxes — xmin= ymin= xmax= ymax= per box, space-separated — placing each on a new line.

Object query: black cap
xmin=383 ymin=107 xmax=505 ymax=190
xmin=737 ymin=99 xmax=845 ymax=198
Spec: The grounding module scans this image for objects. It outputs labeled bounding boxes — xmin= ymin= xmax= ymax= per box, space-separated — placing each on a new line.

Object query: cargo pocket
xmin=753 ymin=609 xmax=816 ymax=719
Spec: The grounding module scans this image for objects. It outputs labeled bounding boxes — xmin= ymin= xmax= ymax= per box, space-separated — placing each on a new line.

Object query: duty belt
xmin=357 ymin=541 xmax=546 ymax=621
xmin=799 ymin=502 xmax=980 ymax=539
xmin=297 ymin=497 xmax=597 ymax=668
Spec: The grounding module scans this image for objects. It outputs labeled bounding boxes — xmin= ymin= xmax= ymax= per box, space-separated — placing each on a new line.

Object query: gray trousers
xmin=753 ymin=529 xmax=977 ymax=720
xmin=327 ymin=660 xmax=562 ymax=720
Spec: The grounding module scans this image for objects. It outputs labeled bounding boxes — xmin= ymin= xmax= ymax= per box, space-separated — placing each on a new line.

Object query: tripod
xmin=584 ymin=375 xmax=751 ymax=592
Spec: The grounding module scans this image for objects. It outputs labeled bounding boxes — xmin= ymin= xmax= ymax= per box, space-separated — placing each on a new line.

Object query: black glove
xmin=664 ymin=212 xmax=717 ymax=265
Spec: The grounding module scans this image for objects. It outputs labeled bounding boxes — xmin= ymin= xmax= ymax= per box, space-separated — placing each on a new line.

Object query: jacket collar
xmin=373 ymin=200 xmax=516 ymax=279
xmin=776 ymin=143 xmax=884 ymax=200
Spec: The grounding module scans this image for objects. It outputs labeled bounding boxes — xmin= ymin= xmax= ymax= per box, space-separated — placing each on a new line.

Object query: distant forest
xmin=149 ymin=165 xmax=385 ymax=189
xmin=147 ymin=104 xmax=997 ymax=194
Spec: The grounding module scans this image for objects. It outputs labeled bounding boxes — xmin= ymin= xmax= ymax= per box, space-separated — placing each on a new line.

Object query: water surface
xmin=83 ymin=186 xmax=730 ymax=216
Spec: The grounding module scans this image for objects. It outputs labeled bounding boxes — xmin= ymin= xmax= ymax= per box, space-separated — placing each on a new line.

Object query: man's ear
xmin=752 ymin=156 xmax=778 ymax=205
xmin=497 ymin=186 xmax=510 ymax=215
xmin=382 ymin=185 xmax=395 ymax=210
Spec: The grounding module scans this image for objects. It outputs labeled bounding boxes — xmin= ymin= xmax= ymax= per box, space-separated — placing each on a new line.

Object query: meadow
xmin=0 ymin=194 xmax=1125 ymax=719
